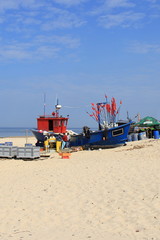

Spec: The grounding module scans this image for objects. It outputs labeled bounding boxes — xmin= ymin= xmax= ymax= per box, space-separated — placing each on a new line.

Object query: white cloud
xmin=0 ymin=43 xmax=60 ymax=60
xmin=0 ymin=16 xmax=4 ymax=23
xmin=0 ymin=1 xmax=83 ymax=61
xmin=128 ymin=41 xmax=160 ymax=54
xmin=41 ymin=8 xmax=86 ymax=30
xmin=145 ymin=0 xmax=160 ymax=11
xmin=90 ymin=0 xmax=135 ymax=15
xmin=146 ymin=0 xmax=157 ymax=3
xmin=0 ymin=43 xmax=32 ymax=60
xmin=0 ymin=0 xmax=40 ymax=11
xmin=4 ymin=12 xmax=42 ymax=33
xmin=98 ymin=11 xmax=145 ymax=28
xmin=0 ymin=5 xmax=86 ymax=33
xmin=0 ymin=0 xmax=88 ymax=11
xmin=34 ymin=46 xmax=60 ymax=58
xmin=0 ymin=0 xmax=20 ymax=11
xmin=0 ymin=35 xmax=80 ymax=61
xmin=52 ymin=0 xmax=88 ymax=7
xmin=90 ymin=0 xmax=160 ymax=29
xmin=103 ymin=0 xmax=135 ymax=9
xmin=34 ymin=35 xmax=80 ymax=48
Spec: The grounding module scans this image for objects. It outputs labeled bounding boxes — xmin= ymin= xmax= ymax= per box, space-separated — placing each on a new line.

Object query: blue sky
xmin=0 ymin=0 xmax=160 ymax=128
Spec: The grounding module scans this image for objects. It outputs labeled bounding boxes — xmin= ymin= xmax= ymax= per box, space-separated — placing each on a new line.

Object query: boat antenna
xmin=127 ymin=111 xmax=129 ymax=121
xmin=56 ymin=97 xmax=59 ymax=106
xmin=44 ymin=93 xmax=46 ymax=116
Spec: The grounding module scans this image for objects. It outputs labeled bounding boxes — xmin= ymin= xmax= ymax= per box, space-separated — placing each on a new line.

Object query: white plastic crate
xmin=16 ymin=146 xmax=40 ymax=159
xmin=0 ymin=146 xmax=17 ymax=158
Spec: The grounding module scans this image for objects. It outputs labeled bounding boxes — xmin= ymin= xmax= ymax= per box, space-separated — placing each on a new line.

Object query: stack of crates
xmin=0 ymin=144 xmax=40 ymax=159
xmin=0 ymin=146 xmax=17 ymax=158
xmin=16 ymin=146 xmax=40 ymax=159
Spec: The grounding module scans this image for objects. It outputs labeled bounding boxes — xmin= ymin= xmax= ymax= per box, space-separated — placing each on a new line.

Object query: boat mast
xmin=55 ymin=98 xmax=62 ymax=117
xmin=97 ymin=103 xmax=102 ymax=130
xmin=44 ymin=93 xmax=46 ymax=116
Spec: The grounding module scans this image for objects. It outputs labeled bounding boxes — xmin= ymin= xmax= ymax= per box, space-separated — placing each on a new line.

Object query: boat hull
xmin=32 ymin=122 xmax=131 ymax=149
xmin=70 ymin=122 xmax=131 ymax=148
xmin=31 ymin=129 xmax=51 ymax=142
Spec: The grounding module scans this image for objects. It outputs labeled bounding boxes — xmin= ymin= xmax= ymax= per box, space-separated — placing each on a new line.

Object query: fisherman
xmin=66 ymin=132 xmax=71 ymax=148
xmin=62 ymin=133 xmax=67 ymax=149
xmin=148 ymin=128 xmax=152 ymax=138
xmin=55 ymin=134 xmax=63 ymax=152
xmin=44 ymin=136 xmax=49 ymax=152
xmin=83 ymin=126 xmax=90 ymax=138
xmin=62 ymin=132 xmax=71 ymax=148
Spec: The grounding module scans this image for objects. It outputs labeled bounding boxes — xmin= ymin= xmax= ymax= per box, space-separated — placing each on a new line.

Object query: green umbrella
xmin=135 ymin=116 xmax=160 ymax=127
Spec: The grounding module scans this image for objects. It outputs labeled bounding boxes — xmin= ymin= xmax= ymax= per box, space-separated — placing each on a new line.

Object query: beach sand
xmin=0 ymin=137 xmax=160 ymax=240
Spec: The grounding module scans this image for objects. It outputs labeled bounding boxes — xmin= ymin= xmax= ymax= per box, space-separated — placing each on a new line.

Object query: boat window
xmin=112 ymin=128 xmax=124 ymax=137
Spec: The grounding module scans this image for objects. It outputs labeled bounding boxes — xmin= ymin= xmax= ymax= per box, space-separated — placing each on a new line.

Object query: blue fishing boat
xmin=70 ymin=123 xmax=131 ymax=148
xmin=70 ymin=96 xmax=131 ymax=148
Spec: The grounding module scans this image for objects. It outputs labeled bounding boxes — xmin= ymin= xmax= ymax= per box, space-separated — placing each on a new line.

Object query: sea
xmin=0 ymin=127 xmax=85 ymax=138
xmin=0 ymin=127 xmax=34 ymax=138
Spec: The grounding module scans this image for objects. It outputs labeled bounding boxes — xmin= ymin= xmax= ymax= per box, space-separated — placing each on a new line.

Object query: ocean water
xmin=0 ymin=127 xmax=34 ymax=138
xmin=0 ymin=127 xmax=96 ymax=138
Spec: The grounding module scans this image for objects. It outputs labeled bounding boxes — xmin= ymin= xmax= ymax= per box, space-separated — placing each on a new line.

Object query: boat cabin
xmin=37 ymin=115 xmax=69 ymax=133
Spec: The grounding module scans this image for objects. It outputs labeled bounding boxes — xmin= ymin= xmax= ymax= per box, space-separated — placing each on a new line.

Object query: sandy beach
xmin=0 ymin=137 xmax=160 ymax=240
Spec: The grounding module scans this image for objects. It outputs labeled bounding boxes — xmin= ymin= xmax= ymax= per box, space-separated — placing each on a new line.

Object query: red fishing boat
xmin=32 ymin=100 xmax=69 ymax=143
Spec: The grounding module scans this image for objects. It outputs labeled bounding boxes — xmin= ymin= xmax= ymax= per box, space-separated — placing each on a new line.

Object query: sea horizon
xmin=0 ymin=127 xmax=95 ymax=138
xmin=0 ymin=127 xmax=35 ymax=138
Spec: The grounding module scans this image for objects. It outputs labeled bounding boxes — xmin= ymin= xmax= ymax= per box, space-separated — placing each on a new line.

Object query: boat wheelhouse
xmin=37 ymin=114 xmax=68 ymax=134
xmin=32 ymin=101 xmax=69 ymax=143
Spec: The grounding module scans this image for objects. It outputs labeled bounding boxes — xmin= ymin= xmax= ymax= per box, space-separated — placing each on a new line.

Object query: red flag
xmin=111 ymin=97 xmax=117 ymax=116
xmin=106 ymin=104 xmax=111 ymax=113
xmin=93 ymin=112 xmax=98 ymax=121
